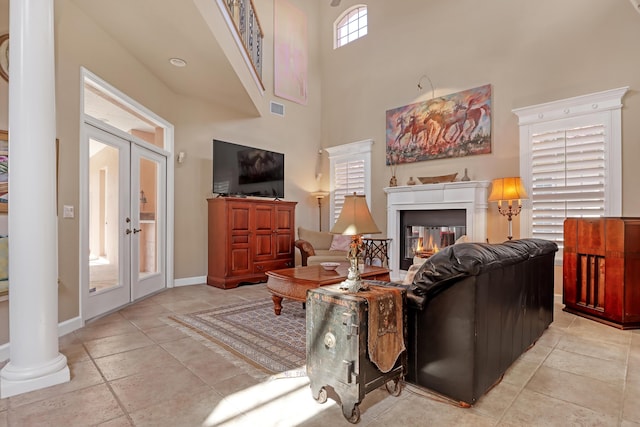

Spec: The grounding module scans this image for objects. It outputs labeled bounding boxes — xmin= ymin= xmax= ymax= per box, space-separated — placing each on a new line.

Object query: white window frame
xmin=325 ymin=139 xmax=373 ymax=229
xmin=513 ymin=87 xmax=628 ymax=261
xmin=333 ymin=4 xmax=368 ymax=49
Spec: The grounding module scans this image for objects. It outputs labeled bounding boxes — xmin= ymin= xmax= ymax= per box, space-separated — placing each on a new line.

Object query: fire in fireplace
xmin=399 ymin=209 xmax=466 ymax=270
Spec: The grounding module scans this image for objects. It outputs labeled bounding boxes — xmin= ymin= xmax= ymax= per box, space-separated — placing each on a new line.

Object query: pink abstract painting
xmin=274 ymin=0 xmax=308 ymax=105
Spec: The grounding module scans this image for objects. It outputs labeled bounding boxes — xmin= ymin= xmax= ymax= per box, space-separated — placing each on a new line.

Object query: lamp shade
xmin=331 ymin=193 xmax=381 ymax=236
xmin=488 ymin=177 xmax=528 ymax=202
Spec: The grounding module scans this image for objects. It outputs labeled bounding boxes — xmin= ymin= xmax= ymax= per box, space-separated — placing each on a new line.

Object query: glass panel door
xmin=86 ymin=127 xmax=131 ymax=319
xmin=84 ymin=127 xmax=167 ymax=320
xmin=131 ymin=145 xmax=166 ymax=300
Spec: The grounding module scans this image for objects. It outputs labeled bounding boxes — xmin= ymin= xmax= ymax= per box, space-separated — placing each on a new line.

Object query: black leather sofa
xmin=379 ymin=238 xmax=557 ymax=405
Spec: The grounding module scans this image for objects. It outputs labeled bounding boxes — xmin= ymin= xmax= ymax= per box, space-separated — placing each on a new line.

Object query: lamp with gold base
xmin=488 ymin=177 xmax=529 ymax=240
xmin=330 ymin=192 xmax=381 ymax=292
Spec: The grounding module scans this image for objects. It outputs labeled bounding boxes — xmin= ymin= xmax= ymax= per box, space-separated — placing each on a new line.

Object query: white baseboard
xmin=0 ymin=343 xmax=7 ymax=363
xmin=174 ymin=276 xmax=206 ymax=287
xmin=58 ymin=316 xmax=83 ymax=337
xmin=0 ymin=315 xmax=82 ymax=363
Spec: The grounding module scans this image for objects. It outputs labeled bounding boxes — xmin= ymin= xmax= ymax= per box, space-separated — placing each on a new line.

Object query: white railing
xmin=224 ymin=0 xmax=264 ymax=89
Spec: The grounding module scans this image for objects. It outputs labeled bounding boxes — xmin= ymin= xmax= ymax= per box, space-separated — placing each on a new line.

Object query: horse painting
xmin=385 ymin=84 xmax=492 ymax=165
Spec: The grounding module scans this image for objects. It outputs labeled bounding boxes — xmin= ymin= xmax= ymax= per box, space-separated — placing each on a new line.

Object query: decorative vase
xmin=389 ymin=176 xmax=398 ymax=187
xmin=461 ymin=168 xmax=470 ymax=181
xmin=407 ymin=176 xmax=416 ymax=185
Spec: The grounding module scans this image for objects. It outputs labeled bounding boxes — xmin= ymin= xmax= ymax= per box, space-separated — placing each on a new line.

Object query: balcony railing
xmin=224 ymin=0 xmax=264 ymax=89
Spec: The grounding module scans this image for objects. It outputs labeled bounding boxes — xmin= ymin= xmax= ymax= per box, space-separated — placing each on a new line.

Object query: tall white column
xmin=0 ymin=0 xmax=69 ymax=397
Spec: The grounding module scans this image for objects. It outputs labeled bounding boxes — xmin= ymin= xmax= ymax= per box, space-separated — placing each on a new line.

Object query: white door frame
xmin=79 ymin=68 xmax=174 ymax=323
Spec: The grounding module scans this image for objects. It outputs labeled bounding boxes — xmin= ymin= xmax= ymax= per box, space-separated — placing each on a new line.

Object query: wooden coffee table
xmin=266 ymin=263 xmax=391 ymax=315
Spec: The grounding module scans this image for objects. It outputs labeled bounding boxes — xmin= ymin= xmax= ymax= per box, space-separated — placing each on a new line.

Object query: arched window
xmin=334 ymin=5 xmax=368 ymax=48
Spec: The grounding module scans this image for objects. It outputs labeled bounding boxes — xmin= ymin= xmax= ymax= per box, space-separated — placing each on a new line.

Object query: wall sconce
xmin=488 ymin=177 xmax=528 ymax=240
xmin=417 ymin=74 xmax=435 ymax=99
xmin=310 ymin=191 xmax=329 ymax=231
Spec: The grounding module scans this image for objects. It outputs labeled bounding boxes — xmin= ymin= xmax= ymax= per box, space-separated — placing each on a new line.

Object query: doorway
xmin=80 ymin=69 xmax=173 ymax=321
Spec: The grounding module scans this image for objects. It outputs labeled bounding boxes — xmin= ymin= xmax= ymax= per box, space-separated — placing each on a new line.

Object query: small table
xmin=362 ymin=238 xmax=392 ymax=267
xmin=266 ymin=263 xmax=391 ymax=315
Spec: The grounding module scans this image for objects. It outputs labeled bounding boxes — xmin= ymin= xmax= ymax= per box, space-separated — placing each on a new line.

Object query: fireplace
xmin=400 ymin=209 xmax=466 ymax=270
xmin=384 ymin=181 xmax=490 ymax=280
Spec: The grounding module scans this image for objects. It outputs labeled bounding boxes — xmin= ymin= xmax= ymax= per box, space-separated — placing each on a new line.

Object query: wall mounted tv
xmin=212 ymin=139 xmax=285 ymax=198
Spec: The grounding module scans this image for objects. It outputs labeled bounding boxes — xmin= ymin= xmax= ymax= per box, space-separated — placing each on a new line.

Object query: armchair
xmin=295 ymin=227 xmax=349 ymax=266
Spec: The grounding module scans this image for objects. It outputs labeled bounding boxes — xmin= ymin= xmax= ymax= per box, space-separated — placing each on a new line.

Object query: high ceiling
xmin=70 ymin=0 xmax=257 ymax=115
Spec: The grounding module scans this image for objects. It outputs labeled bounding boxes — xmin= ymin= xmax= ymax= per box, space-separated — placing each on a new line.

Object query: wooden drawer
xmin=253 ymin=259 xmax=294 ymax=274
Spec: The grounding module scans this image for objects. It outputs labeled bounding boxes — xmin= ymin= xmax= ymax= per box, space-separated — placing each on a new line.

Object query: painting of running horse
xmin=385 ymin=84 xmax=492 ymax=165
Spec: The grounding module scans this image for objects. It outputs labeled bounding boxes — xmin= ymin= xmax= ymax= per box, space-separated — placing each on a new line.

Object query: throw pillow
xmin=330 ymin=234 xmax=351 ymax=251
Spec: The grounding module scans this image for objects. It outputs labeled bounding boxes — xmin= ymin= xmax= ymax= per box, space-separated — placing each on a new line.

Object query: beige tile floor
xmin=0 ymin=283 xmax=639 ymax=426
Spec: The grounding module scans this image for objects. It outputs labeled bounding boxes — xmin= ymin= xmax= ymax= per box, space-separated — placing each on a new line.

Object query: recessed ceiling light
xmin=169 ymin=58 xmax=187 ymax=68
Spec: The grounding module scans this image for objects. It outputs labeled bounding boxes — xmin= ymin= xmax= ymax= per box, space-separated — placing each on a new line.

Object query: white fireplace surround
xmin=384 ymin=181 xmax=490 ymax=280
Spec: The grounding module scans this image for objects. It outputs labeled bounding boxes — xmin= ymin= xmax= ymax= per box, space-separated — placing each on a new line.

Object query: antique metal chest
xmin=306 ymin=285 xmax=406 ymax=423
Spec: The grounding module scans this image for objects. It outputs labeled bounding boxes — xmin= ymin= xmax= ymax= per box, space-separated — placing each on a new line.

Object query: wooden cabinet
xmin=207 ymin=197 xmax=296 ymax=289
xmin=563 ymin=217 xmax=640 ymax=329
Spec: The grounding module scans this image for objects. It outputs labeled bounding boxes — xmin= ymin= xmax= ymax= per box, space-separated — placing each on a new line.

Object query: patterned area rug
xmin=170 ymin=299 xmax=306 ymax=374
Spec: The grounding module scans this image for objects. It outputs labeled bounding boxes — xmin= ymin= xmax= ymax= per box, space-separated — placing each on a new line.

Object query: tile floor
xmin=0 ymin=283 xmax=639 ymax=426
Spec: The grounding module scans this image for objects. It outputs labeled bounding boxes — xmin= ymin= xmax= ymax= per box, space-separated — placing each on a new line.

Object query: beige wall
xmin=319 ymin=0 xmax=640 ymax=242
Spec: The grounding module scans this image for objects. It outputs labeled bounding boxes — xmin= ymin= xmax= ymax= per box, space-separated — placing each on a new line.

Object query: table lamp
xmin=488 ymin=177 xmax=529 ymax=240
xmin=330 ymin=192 xmax=381 ymax=292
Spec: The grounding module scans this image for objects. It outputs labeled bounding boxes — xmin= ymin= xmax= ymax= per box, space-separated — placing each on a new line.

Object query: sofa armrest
xmin=295 ymin=239 xmax=316 ymax=266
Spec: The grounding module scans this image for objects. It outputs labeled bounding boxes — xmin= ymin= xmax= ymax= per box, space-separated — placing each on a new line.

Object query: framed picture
xmin=386 ymin=84 xmax=492 ymax=165
xmin=0 ymin=130 xmax=7 ymax=213
xmin=0 ymin=34 xmax=8 ymax=82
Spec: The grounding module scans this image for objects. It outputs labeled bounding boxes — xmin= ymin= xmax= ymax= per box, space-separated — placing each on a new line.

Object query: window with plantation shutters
xmin=333 ymin=159 xmax=365 ymax=223
xmin=514 ymin=87 xmax=627 ymax=261
xmin=325 ymin=140 xmax=373 ymax=229
xmin=530 ymin=124 xmax=606 ymax=244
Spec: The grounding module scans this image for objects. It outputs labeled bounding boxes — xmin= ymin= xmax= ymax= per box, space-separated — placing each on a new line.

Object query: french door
xmin=84 ymin=125 xmax=167 ymax=320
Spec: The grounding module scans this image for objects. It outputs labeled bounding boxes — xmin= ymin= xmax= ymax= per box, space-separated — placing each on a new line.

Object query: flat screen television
xmin=212 ymin=139 xmax=285 ymax=198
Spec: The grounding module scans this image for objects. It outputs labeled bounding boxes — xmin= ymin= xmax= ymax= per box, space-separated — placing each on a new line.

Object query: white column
xmin=0 ymin=0 xmax=69 ymax=398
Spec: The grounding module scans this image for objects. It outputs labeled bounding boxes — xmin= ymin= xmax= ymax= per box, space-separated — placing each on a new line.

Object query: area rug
xmin=169 ymin=299 xmax=306 ymax=374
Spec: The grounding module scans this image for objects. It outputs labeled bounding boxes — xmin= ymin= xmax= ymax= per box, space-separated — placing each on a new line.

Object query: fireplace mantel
xmin=384 ymin=181 xmax=490 ymax=279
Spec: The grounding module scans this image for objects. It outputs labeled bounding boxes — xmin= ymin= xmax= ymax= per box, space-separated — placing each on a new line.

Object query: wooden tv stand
xmin=563 ymin=217 xmax=640 ymax=329
xmin=207 ymin=197 xmax=297 ymax=289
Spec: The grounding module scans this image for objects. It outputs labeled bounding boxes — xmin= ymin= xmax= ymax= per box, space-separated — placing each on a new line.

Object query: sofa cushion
xmin=298 ymin=227 xmax=334 ymax=251
xmin=329 ymin=234 xmax=351 ymax=251
xmin=410 ymin=238 xmax=558 ymax=308
xmin=307 ymin=253 xmax=348 ymax=265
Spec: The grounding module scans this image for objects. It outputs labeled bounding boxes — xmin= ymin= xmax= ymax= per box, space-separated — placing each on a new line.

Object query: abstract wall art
xmin=274 ymin=0 xmax=308 ymax=105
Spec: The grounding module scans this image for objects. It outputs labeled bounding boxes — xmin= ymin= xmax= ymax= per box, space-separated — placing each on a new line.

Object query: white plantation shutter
xmin=333 ymin=159 xmax=366 ymax=223
xmin=514 ymin=87 xmax=627 ymax=261
xmin=530 ymin=124 xmax=606 ymax=246
xmin=326 ymin=140 xmax=373 ymax=229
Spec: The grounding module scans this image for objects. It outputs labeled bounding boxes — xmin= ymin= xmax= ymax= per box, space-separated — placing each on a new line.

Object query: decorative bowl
xmin=320 ymin=262 xmax=341 ymax=271
xmin=418 ymin=173 xmax=458 ymax=184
